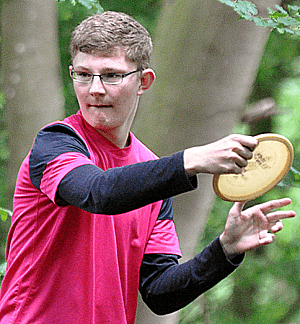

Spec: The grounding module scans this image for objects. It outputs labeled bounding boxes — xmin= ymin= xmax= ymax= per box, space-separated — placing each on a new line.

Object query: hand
xmin=219 ymin=198 xmax=296 ymax=258
xmin=184 ymin=134 xmax=258 ymax=176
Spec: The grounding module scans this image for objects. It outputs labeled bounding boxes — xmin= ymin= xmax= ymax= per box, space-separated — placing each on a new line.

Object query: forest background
xmin=1 ymin=0 xmax=300 ymax=323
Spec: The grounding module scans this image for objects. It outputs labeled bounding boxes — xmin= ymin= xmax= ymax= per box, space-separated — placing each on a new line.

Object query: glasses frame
xmin=70 ymin=67 xmax=144 ymax=85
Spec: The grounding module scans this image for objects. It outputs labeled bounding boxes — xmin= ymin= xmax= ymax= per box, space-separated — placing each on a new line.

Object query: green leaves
xmin=0 ymin=262 xmax=6 ymax=284
xmin=219 ymin=1 xmax=300 ymax=36
xmin=0 ymin=207 xmax=12 ymax=222
xmin=57 ymin=0 xmax=103 ymax=12
xmin=223 ymin=0 xmax=258 ymax=16
xmin=269 ymin=5 xmax=300 ymax=35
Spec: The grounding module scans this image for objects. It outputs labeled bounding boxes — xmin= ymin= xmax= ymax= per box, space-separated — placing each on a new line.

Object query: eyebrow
xmin=72 ymin=66 xmax=127 ymax=74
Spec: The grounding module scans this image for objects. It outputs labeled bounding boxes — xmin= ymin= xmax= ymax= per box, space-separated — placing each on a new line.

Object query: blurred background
xmin=1 ymin=0 xmax=300 ymax=323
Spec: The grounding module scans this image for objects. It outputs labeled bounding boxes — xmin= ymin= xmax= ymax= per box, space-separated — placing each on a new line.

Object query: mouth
xmin=88 ymin=104 xmax=113 ymax=109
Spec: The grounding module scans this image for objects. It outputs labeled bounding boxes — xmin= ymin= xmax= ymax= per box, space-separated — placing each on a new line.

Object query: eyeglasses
xmin=70 ymin=68 xmax=144 ymax=85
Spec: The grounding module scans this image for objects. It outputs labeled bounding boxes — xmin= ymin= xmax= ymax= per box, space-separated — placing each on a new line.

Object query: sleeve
xmin=144 ymin=198 xmax=182 ymax=256
xmin=29 ymin=124 xmax=198 ymax=214
xmin=139 ymin=237 xmax=244 ymax=315
xmin=29 ymin=124 xmax=94 ymax=202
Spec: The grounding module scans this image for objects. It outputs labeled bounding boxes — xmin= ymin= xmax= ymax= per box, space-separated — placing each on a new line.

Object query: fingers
xmin=233 ymin=143 xmax=255 ymax=161
xmin=244 ymin=199 xmax=295 ymax=233
xmin=266 ymin=209 xmax=295 ymax=234
xmin=234 ymin=156 xmax=249 ymax=170
xmin=269 ymin=220 xmax=283 ymax=233
xmin=231 ymin=134 xmax=258 ymax=158
xmin=223 ymin=147 xmax=250 ymax=173
xmin=256 ymin=198 xmax=293 ymax=214
xmin=227 ymin=135 xmax=258 ymax=172
xmin=233 ymin=199 xmax=295 ymax=218
xmin=266 ymin=209 xmax=296 ymax=222
xmin=233 ymin=134 xmax=258 ymax=152
xmin=258 ymin=200 xmax=295 ymax=237
xmin=259 ymin=232 xmax=276 ymax=245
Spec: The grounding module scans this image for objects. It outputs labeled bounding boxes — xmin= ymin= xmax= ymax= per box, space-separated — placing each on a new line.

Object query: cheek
xmin=119 ymin=86 xmax=139 ymax=104
xmin=74 ymin=87 xmax=86 ymax=104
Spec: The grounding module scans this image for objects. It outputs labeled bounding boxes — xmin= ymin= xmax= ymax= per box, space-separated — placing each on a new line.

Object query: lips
xmin=88 ymin=104 xmax=113 ymax=108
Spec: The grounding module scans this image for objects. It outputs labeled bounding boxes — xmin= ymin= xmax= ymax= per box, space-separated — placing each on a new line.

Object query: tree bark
xmin=1 ymin=0 xmax=64 ymax=207
xmin=134 ymin=0 xmax=281 ymax=323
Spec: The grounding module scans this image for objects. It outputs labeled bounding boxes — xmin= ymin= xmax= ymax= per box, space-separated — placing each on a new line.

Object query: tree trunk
xmin=134 ymin=0 xmax=281 ymax=323
xmin=1 ymin=0 xmax=64 ymax=207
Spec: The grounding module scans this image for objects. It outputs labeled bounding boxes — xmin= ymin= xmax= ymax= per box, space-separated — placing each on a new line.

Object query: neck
xmin=97 ymin=128 xmax=131 ymax=148
xmin=98 ymin=100 xmax=138 ymax=148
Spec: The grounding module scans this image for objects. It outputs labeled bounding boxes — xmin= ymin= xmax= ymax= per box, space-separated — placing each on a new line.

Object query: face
xmin=71 ymin=48 xmax=154 ymax=147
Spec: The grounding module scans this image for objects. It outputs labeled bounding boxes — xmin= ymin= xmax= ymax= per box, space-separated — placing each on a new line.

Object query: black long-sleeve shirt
xmin=46 ymin=124 xmax=244 ymax=315
xmin=33 ymin=122 xmax=243 ymax=315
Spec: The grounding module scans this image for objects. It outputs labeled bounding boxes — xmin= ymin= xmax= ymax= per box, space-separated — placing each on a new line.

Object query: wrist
xmin=183 ymin=148 xmax=196 ymax=177
xmin=219 ymin=233 xmax=241 ymax=261
xmin=183 ymin=147 xmax=205 ymax=177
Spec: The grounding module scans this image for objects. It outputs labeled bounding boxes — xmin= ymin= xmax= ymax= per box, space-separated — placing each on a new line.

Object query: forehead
xmin=72 ymin=47 xmax=136 ymax=71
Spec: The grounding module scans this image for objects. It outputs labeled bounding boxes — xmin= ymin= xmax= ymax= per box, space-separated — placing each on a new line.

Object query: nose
xmin=89 ymin=75 xmax=106 ymax=96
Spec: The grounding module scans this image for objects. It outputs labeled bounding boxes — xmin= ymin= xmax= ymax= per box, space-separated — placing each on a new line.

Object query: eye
xmin=76 ymin=71 xmax=92 ymax=78
xmin=101 ymin=73 xmax=123 ymax=84
xmin=72 ymin=71 xmax=93 ymax=83
xmin=104 ymin=73 xmax=122 ymax=79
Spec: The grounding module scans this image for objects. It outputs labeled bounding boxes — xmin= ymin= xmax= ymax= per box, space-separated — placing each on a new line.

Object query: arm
xmin=30 ymin=124 xmax=197 ymax=214
xmin=140 ymin=198 xmax=295 ymax=315
xmin=57 ymin=154 xmax=196 ymax=214
xmin=56 ymin=133 xmax=257 ymax=214
xmin=139 ymin=238 xmax=243 ymax=315
xmin=32 ymin=125 xmax=257 ymax=214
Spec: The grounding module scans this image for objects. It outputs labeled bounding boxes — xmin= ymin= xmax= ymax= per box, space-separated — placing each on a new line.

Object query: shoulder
xmin=29 ymin=121 xmax=90 ymax=190
xmin=34 ymin=121 xmax=89 ymax=157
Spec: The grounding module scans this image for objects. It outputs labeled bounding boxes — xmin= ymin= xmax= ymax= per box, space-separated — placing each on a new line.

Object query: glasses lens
xmin=73 ymin=71 xmax=93 ymax=83
xmin=102 ymin=73 xmax=123 ymax=85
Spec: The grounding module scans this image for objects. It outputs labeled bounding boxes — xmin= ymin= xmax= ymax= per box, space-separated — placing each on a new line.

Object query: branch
xmin=219 ymin=0 xmax=300 ymax=35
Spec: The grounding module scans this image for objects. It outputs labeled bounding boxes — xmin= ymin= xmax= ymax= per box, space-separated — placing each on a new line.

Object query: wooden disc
xmin=213 ymin=134 xmax=294 ymax=201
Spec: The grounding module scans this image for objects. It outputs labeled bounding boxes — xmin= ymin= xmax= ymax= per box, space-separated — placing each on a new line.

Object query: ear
xmin=69 ymin=65 xmax=73 ymax=79
xmin=137 ymin=68 xmax=156 ymax=96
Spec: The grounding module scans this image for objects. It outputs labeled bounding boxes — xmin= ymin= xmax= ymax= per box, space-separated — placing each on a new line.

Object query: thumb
xmin=230 ymin=201 xmax=246 ymax=216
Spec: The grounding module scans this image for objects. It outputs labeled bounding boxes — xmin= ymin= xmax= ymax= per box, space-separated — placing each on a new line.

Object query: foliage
xmin=94 ymin=0 xmax=162 ymax=32
xmin=0 ymin=208 xmax=12 ymax=223
xmin=0 ymin=87 xmax=9 ymax=266
xmin=0 ymin=262 xmax=6 ymax=286
xmin=57 ymin=0 xmax=103 ymax=12
xmin=249 ymin=30 xmax=300 ymax=102
xmin=0 ymin=90 xmax=8 ymax=209
xmin=57 ymin=0 xmax=101 ymax=117
xmin=219 ymin=0 xmax=300 ymax=35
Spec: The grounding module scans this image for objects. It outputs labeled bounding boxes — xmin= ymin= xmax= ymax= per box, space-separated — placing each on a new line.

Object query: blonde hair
xmin=69 ymin=11 xmax=153 ymax=68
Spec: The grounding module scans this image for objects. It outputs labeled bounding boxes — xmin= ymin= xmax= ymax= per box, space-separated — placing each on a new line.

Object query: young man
xmin=0 ymin=11 xmax=295 ymax=324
